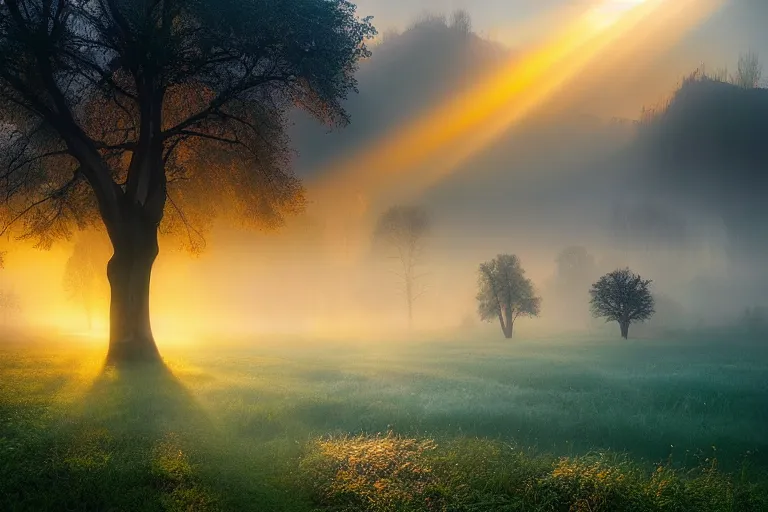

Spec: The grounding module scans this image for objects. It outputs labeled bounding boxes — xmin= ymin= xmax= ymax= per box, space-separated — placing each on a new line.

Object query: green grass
xmin=1 ymin=332 xmax=767 ymax=511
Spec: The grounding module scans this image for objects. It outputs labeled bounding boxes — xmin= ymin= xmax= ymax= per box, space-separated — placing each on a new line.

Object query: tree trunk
xmin=405 ymin=274 xmax=415 ymax=330
xmin=496 ymin=308 xmax=507 ymax=338
xmin=619 ymin=320 xmax=630 ymax=339
xmin=106 ymin=217 xmax=161 ymax=365
xmin=503 ymin=306 xmax=514 ymax=339
xmin=406 ymin=294 xmax=413 ymax=330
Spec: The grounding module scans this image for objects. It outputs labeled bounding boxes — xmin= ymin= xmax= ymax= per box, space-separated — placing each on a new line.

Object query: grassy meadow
xmin=1 ymin=331 xmax=768 ymax=511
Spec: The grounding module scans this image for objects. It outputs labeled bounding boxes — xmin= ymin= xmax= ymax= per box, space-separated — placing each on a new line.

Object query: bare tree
xmin=589 ymin=268 xmax=655 ymax=339
xmin=0 ymin=0 xmax=375 ymax=363
xmin=410 ymin=12 xmax=447 ymax=31
xmin=477 ymin=254 xmax=541 ymax=339
xmin=732 ymin=51 xmax=762 ymax=89
xmin=374 ymin=205 xmax=431 ymax=329
xmin=450 ymin=9 xmax=472 ymax=35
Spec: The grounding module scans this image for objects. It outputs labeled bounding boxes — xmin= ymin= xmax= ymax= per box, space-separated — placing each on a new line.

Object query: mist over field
xmin=0 ymin=2 xmax=765 ymax=341
xmin=2 ymin=1 xmax=768 ymax=511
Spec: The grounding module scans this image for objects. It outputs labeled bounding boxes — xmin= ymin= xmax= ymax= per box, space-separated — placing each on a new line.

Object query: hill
xmin=638 ymin=77 xmax=768 ymax=260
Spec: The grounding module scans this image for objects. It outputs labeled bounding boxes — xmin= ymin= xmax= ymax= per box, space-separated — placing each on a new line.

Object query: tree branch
xmin=165 ymin=188 xmax=205 ymax=252
xmin=0 ymin=170 xmax=83 ymax=238
xmin=172 ymin=130 xmax=241 ymax=146
xmin=160 ymin=76 xmax=288 ymax=140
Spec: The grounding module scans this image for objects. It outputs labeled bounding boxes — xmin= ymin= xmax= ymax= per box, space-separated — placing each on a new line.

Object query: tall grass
xmin=300 ymin=432 xmax=768 ymax=511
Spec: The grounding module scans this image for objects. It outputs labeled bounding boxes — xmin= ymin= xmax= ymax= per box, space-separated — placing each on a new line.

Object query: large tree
xmin=0 ymin=0 xmax=375 ymax=362
xmin=477 ymin=254 xmax=541 ymax=339
xmin=374 ymin=205 xmax=430 ymax=329
xmin=589 ymin=268 xmax=655 ymax=339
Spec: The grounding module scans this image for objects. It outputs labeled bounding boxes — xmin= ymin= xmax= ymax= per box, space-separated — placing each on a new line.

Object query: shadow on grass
xmin=1 ymin=353 xmax=317 ymax=512
xmin=0 ymin=358 xmax=223 ymax=511
xmin=81 ymin=360 xmax=210 ymax=437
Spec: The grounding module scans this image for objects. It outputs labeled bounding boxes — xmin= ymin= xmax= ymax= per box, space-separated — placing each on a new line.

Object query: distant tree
xmin=556 ymin=246 xmax=597 ymax=286
xmin=374 ymin=206 xmax=431 ymax=328
xmin=63 ymin=232 xmax=110 ymax=331
xmin=411 ymin=12 xmax=448 ymax=30
xmin=741 ymin=306 xmax=768 ymax=333
xmin=547 ymin=246 xmax=598 ymax=329
xmin=0 ymin=288 xmax=21 ymax=326
xmin=709 ymin=65 xmax=730 ymax=83
xmin=589 ymin=268 xmax=655 ymax=339
xmin=0 ymin=0 xmax=375 ymax=363
xmin=477 ymin=254 xmax=541 ymax=339
xmin=450 ymin=9 xmax=472 ymax=34
xmin=732 ymin=51 xmax=762 ymax=89
xmin=380 ymin=28 xmax=402 ymax=45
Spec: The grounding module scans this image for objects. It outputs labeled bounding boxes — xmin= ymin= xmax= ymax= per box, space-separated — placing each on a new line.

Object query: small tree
xmin=450 ymin=9 xmax=472 ymax=35
xmin=374 ymin=206 xmax=431 ymax=328
xmin=63 ymin=231 xmax=110 ymax=331
xmin=0 ymin=288 xmax=21 ymax=326
xmin=732 ymin=51 xmax=762 ymax=89
xmin=589 ymin=268 xmax=655 ymax=339
xmin=477 ymin=254 xmax=541 ymax=339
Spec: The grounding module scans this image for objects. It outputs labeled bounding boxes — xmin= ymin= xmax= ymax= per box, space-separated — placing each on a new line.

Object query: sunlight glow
xmin=588 ymin=0 xmax=651 ymax=28
xmin=310 ymin=0 xmax=723 ymax=262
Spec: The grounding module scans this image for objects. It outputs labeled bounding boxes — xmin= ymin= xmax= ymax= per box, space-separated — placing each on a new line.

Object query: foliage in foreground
xmin=300 ymin=433 xmax=768 ymax=512
xmin=3 ymin=340 xmax=768 ymax=511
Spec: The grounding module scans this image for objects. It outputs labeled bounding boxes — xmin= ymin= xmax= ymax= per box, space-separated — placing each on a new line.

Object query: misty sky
xmin=356 ymin=0 xmax=768 ymax=59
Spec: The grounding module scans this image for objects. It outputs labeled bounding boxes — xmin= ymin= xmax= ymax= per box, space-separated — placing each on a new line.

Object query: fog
xmin=2 ymin=2 xmax=767 ymax=344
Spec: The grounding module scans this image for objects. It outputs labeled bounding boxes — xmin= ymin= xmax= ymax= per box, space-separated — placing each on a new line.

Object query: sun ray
xmin=309 ymin=0 xmax=724 ymax=262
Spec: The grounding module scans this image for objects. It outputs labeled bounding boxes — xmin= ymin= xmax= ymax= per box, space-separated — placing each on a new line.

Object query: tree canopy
xmin=477 ymin=254 xmax=541 ymax=339
xmin=0 ymin=0 xmax=375 ymax=247
xmin=589 ymin=268 xmax=655 ymax=339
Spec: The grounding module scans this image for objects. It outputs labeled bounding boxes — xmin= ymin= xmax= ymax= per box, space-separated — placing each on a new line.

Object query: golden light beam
xmin=309 ymin=0 xmax=723 ymax=260
xmin=407 ymin=0 xmax=724 ymax=195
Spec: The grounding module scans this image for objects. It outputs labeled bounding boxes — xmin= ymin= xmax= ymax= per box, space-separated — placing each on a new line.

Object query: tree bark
xmin=497 ymin=309 xmax=507 ymax=337
xmin=620 ymin=320 xmax=630 ymax=339
xmin=503 ymin=305 xmax=514 ymax=339
xmin=105 ymin=215 xmax=161 ymax=365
